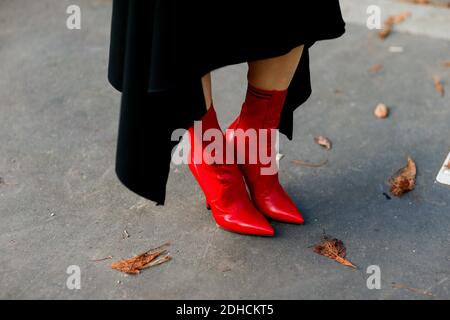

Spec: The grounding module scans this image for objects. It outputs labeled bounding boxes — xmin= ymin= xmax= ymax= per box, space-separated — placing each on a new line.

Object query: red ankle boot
xmin=188 ymin=106 xmax=275 ymax=236
xmin=226 ymin=84 xmax=304 ymax=224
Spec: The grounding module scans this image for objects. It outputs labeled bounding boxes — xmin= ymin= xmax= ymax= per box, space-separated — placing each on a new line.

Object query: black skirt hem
xmin=108 ymin=0 xmax=346 ymax=205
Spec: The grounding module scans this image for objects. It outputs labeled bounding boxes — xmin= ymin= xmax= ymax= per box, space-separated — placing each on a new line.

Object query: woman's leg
xmin=201 ymin=44 xmax=304 ymax=109
xmin=201 ymin=73 xmax=213 ymax=109
xmin=247 ymin=45 xmax=304 ymax=90
xmin=188 ymin=71 xmax=274 ymax=236
xmin=226 ymin=45 xmax=306 ymax=224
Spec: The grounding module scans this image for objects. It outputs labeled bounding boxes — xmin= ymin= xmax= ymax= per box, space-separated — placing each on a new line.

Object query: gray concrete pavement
xmin=341 ymin=0 xmax=450 ymax=40
xmin=0 ymin=0 xmax=449 ymax=299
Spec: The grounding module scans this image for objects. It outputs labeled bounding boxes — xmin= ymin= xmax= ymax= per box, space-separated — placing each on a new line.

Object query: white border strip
xmin=436 ymin=151 xmax=450 ymax=186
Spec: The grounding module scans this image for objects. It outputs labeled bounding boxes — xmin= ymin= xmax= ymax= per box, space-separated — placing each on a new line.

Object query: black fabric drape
xmin=108 ymin=1 xmax=346 ymax=204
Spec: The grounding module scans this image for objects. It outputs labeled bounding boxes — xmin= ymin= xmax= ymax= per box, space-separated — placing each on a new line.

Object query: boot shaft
xmin=238 ymin=84 xmax=288 ymax=130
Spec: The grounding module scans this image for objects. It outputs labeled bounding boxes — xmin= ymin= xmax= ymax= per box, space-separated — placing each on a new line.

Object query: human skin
xmin=201 ymin=45 xmax=304 ymax=109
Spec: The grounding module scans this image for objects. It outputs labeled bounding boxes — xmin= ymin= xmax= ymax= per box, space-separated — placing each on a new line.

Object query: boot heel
xmin=187 ymin=106 xmax=275 ymax=236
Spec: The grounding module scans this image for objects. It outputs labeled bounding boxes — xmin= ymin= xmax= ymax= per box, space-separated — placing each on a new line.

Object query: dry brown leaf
xmin=369 ymin=64 xmax=383 ymax=73
xmin=392 ymin=282 xmax=435 ymax=297
xmin=433 ymin=76 xmax=445 ymax=97
xmin=392 ymin=11 xmax=411 ymax=24
xmin=401 ymin=0 xmax=450 ymax=7
xmin=378 ymin=26 xmax=392 ymax=40
xmin=91 ymin=256 xmax=113 ymax=262
xmin=111 ymin=243 xmax=171 ymax=275
xmin=313 ymin=235 xmax=357 ymax=269
xmin=314 ymin=136 xmax=332 ymax=150
xmin=389 ymin=157 xmax=417 ymax=197
xmin=374 ymin=103 xmax=390 ymax=119
xmin=379 ymin=12 xmax=411 ymax=39
xmin=444 ymin=61 xmax=450 ymax=68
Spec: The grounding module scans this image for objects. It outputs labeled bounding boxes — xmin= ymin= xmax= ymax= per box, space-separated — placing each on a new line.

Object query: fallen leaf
xmin=389 ymin=157 xmax=417 ymax=197
xmin=379 ymin=12 xmax=411 ymax=39
xmin=374 ymin=103 xmax=390 ymax=119
xmin=392 ymin=11 xmax=411 ymax=24
xmin=378 ymin=26 xmax=392 ymax=40
xmin=433 ymin=76 xmax=445 ymax=97
xmin=111 ymin=243 xmax=171 ymax=275
xmin=403 ymin=0 xmax=450 ymax=7
xmin=313 ymin=235 xmax=357 ymax=269
xmin=91 ymin=256 xmax=113 ymax=262
xmin=392 ymin=282 xmax=435 ymax=297
xmin=369 ymin=64 xmax=383 ymax=73
xmin=292 ymin=159 xmax=328 ymax=168
xmin=443 ymin=61 xmax=450 ymax=68
xmin=314 ymin=136 xmax=332 ymax=150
